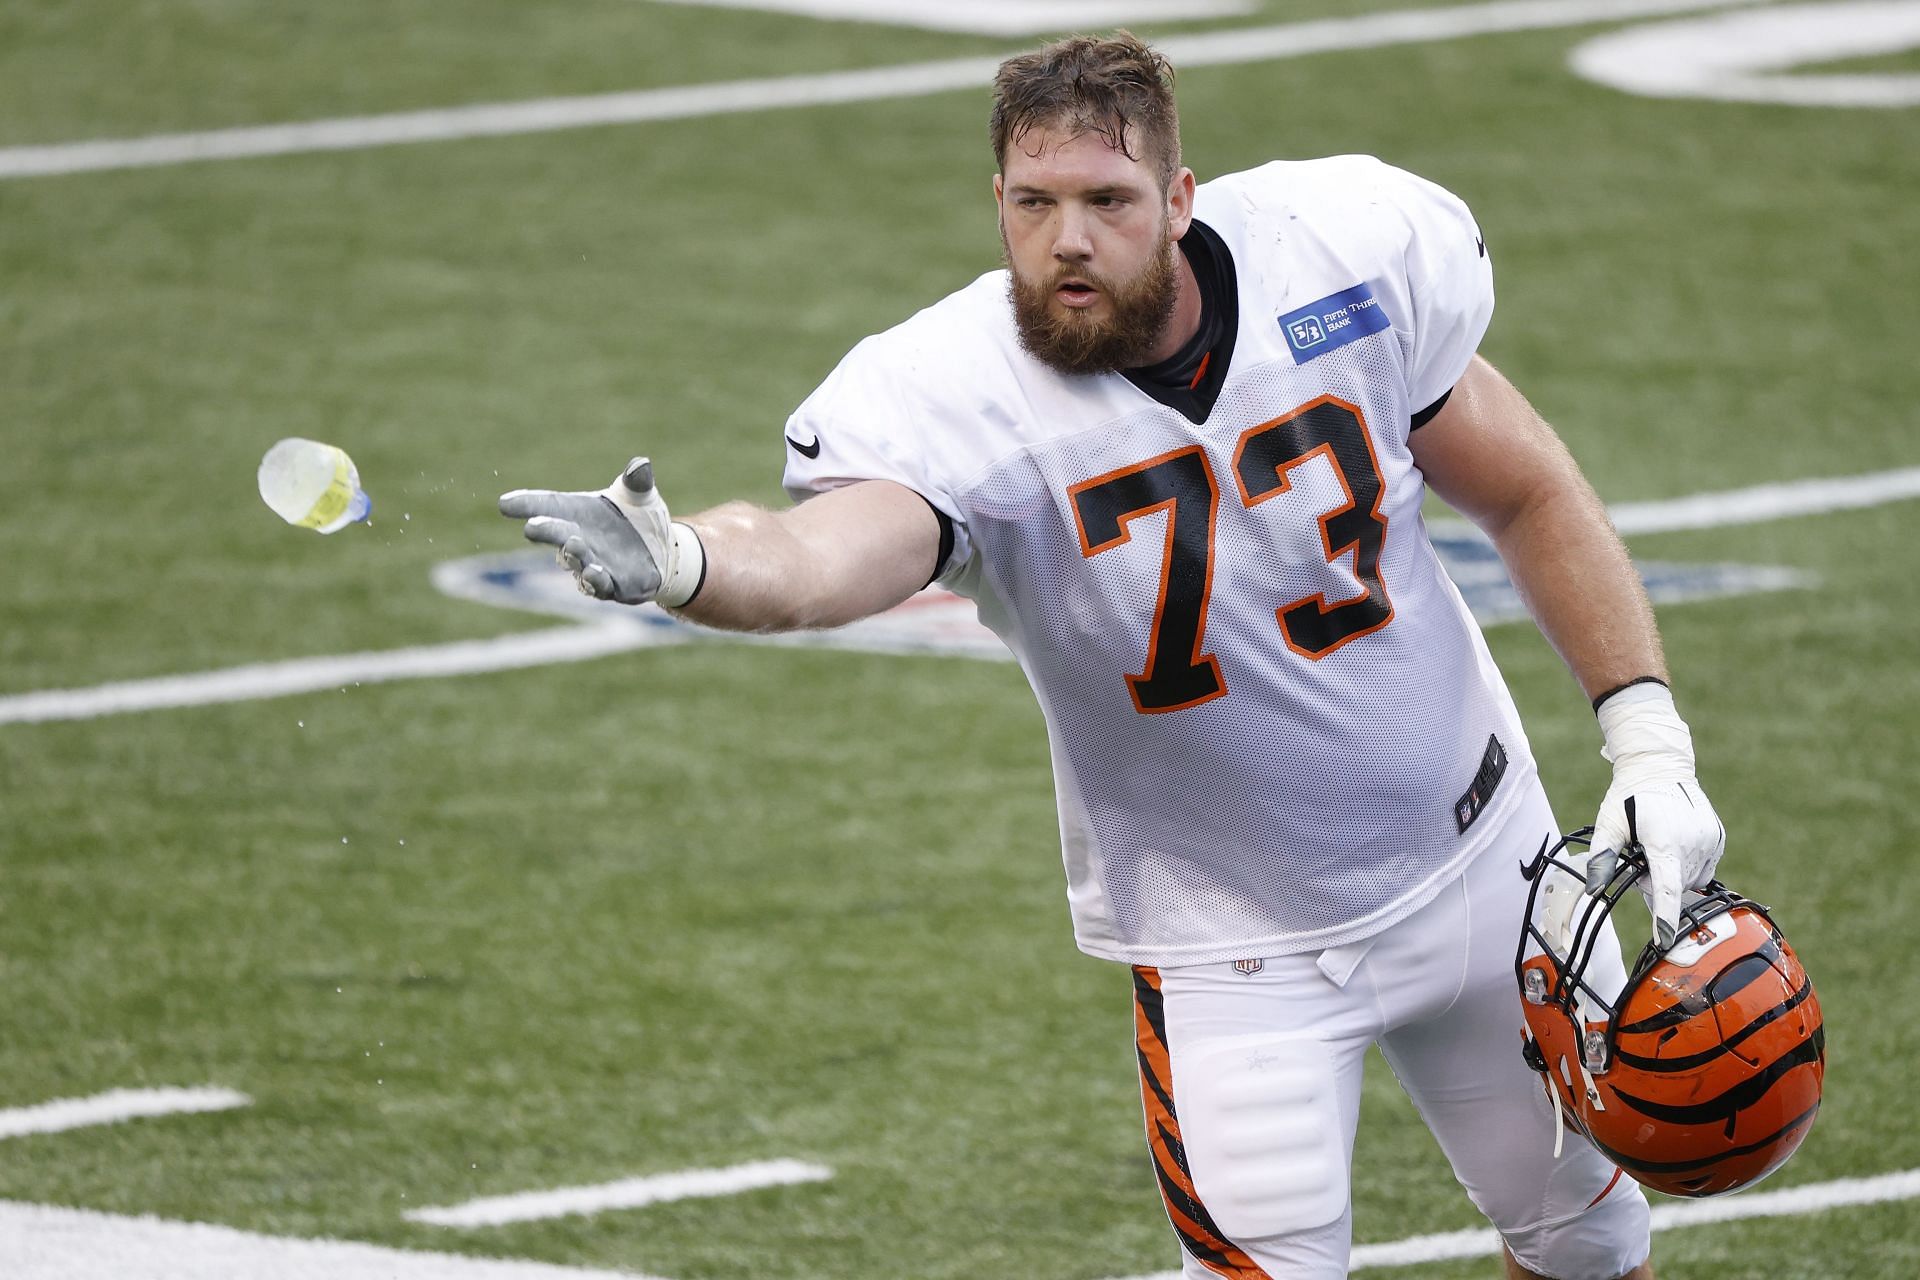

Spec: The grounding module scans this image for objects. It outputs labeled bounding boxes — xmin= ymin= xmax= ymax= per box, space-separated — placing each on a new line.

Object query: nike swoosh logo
xmin=786 ymin=434 xmax=821 ymax=459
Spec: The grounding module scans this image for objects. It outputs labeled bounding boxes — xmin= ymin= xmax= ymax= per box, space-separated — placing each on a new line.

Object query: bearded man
xmin=501 ymin=32 xmax=1725 ymax=1280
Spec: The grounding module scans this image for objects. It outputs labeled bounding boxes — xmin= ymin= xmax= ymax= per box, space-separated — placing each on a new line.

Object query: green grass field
xmin=3 ymin=2 xmax=1918 ymax=1277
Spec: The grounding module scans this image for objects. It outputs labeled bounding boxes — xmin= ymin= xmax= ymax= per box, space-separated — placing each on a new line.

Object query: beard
xmin=1005 ymin=227 xmax=1180 ymax=377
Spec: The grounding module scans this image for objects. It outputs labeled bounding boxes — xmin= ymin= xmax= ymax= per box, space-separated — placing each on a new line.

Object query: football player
xmin=502 ymin=33 xmax=1725 ymax=1280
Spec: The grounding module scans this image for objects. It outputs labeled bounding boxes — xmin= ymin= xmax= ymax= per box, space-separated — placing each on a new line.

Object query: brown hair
xmin=990 ymin=32 xmax=1180 ymax=188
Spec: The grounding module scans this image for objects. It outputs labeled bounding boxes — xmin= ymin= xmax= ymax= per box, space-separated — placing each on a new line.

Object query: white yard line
xmin=0 ymin=1167 xmax=1912 ymax=1280
xmin=0 ymin=1200 xmax=666 ymax=1280
xmin=1645 ymin=1167 xmax=1920 ymax=1225
xmin=1571 ymin=0 xmax=1920 ymax=107
xmin=1605 ymin=464 xmax=1920 ymax=534
xmin=0 ymin=624 xmax=660 ymax=726
xmin=1150 ymin=0 xmax=1755 ymax=68
xmin=404 ymin=1160 xmax=834 ymax=1228
xmin=0 ymin=1088 xmax=251 ymax=1141
xmin=650 ymin=0 xmax=1257 ymax=37
xmin=1105 ymin=1167 xmax=1920 ymax=1278
xmin=0 ymin=0 xmax=1757 ymax=180
xmin=1 ymin=465 xmax=1914 ymax=727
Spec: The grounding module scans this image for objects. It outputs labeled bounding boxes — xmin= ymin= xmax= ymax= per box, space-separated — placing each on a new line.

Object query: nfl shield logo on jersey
xmin=1233 ymin=958 xmax=1264 ymax=977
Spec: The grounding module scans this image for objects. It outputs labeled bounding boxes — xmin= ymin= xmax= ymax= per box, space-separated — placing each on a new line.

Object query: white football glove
xmin=1584 ymin=682 xmax=1726 ymax=950
xmin=499 ymin=457 xmax=706 ymax=607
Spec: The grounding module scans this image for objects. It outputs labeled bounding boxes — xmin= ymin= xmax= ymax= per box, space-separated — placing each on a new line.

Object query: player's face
xmin=996 ymin=124 xmax=1195 ymax=375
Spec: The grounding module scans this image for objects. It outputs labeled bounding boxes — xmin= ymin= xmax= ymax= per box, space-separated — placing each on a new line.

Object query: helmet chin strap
xmin=1579 ymin=1058 xmax=1607 ymax=1114
xmin=1549 ymin=1068 xmax=1566 ymax=1159
xmin=1543 ymin=1050 xmax=1608 ymax=1161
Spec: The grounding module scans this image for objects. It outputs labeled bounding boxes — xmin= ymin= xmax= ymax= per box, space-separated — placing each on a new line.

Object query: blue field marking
xmin=434 ymin=532 xmax=1811 ymax=657
xmin=1426 ymin=530 xmax=1811 ymax=626
xmin=0 ymin=495 xmax=1833 ymax=725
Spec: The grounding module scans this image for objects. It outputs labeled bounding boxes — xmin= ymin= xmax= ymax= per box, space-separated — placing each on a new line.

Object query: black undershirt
xmin=1410 ymin=387 xmax=1452 ymax=430
xmin=1122 ymin=219 xmax=1238 ymax=425
xmin=1121 ymin=217 xmax=1453 ymax=429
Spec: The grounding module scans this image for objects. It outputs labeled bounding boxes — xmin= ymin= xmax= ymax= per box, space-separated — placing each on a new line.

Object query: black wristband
xmin=1591 ymin=675 xmax=1670 ymax=713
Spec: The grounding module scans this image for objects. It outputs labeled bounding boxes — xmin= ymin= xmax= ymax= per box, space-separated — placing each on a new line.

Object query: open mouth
xmin=1055 ymin=279 xmax=1100 ymax=307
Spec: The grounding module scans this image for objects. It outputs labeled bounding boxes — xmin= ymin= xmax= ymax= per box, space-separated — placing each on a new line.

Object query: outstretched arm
xmin=501 ymin=460 xmax=943 ymax=634
xmin=678 ymin=480 xmax=944 ymax=632
xmin=1411 ymin=356 xmax=1725 ymax=948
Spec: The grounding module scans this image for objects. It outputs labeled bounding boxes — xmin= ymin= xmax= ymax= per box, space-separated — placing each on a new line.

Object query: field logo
xmin=1279 ymin=283 xmax=1391 ymax=362
xmin=435 ymin=534 xmax=1806 ymax=664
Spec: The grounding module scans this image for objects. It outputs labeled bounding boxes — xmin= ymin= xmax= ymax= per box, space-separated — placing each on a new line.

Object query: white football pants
xmin=1131 ymin=781 xmax=1651 ymax=1279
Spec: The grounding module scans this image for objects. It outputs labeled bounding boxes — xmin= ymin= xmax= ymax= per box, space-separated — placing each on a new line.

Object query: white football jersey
xmin=784 ymin=156 xmax=1538 ymax=966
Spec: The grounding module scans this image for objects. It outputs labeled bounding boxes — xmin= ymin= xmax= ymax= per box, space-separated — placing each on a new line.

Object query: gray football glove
xmin=498 ymin=457 xmax=705 ymax=607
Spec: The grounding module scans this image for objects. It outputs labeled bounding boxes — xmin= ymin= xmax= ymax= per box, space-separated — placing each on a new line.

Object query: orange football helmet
xmin=1515 ymin=828 xmax=1825 ymax=1198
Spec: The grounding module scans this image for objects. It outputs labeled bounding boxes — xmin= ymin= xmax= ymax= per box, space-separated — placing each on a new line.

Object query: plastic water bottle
xmin=257 ymin=438 xmax=372 ymax=533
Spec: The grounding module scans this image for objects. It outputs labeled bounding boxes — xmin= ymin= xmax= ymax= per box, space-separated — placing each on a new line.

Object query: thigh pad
xmin=1171 ymin=1032 xmax=1347 ymax=1242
